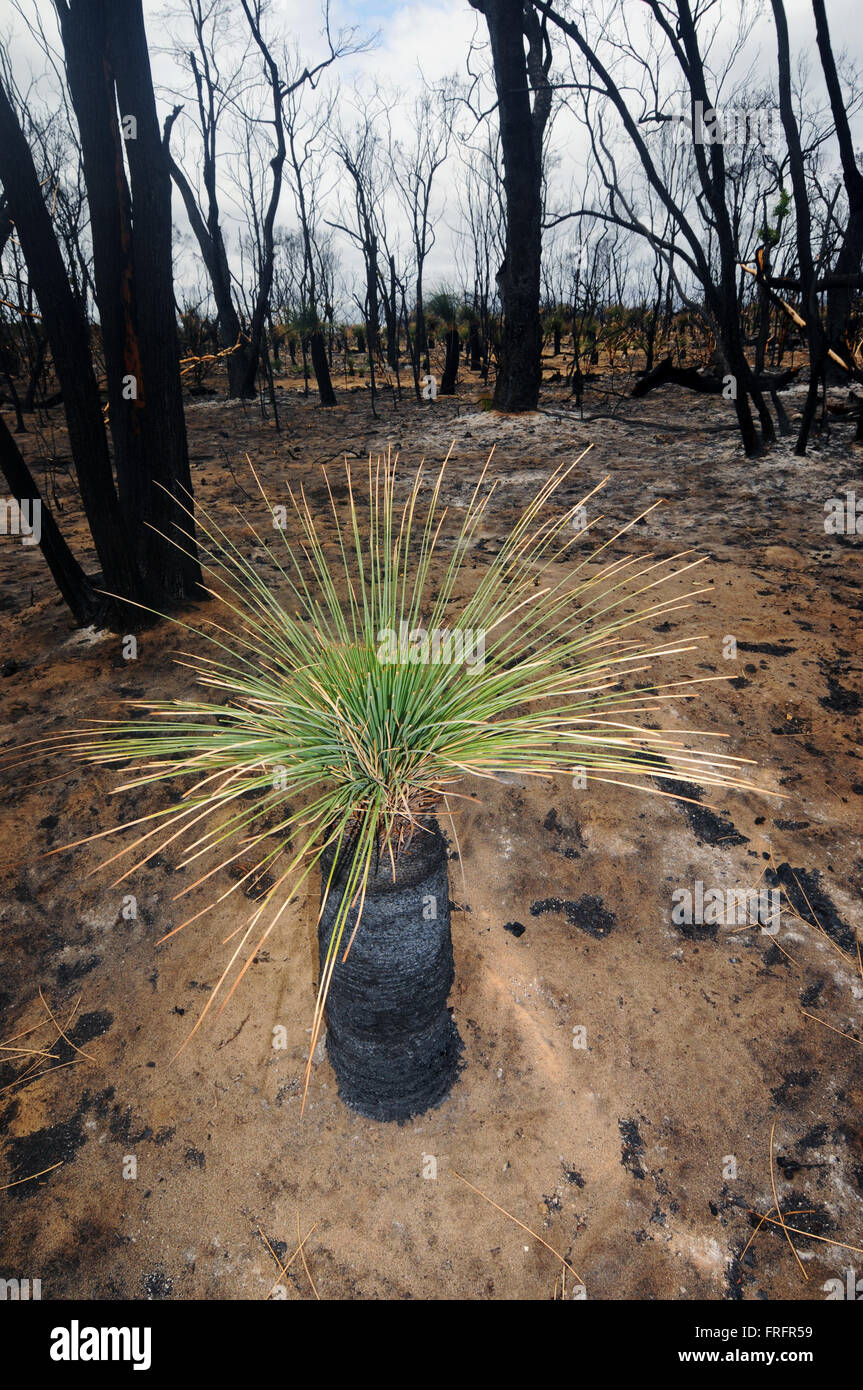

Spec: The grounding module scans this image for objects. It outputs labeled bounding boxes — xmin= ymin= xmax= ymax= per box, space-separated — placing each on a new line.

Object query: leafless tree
xmin=390 ymin=84 xmax=454 ymax=377
xmin=468 ymin=0 xmax=553 ymax=411
xmin=163 ymin=0 xmax=253 ymax=396
xmin=454 ymin=122 xmax=504 ymax=382
xmin=282 ymin=76 xmax=338 ymax=404
xmin=164 ymin=0 xmax=363 ymax=399
xmin=535 ymin=0 xmax=784 ymax=453
xmin=329 ymin=98 xmax=390 ymax=410
xmin=0 ymin=0 xmax=205 ymax=620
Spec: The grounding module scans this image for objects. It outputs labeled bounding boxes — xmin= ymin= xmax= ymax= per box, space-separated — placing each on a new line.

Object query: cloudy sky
xmin=5 ymin=0 xmax=863 ymax=314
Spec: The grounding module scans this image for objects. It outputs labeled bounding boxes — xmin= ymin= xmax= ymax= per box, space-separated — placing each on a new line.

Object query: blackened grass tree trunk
xmin=309 ymin=329 xmax=336 ymax=404
xmin=55 ymin=0 xmax=203 ymax=601
xmin=469 ymin=0 xmax=552 ymax=412
xmin=318 ymin=818 xmax=462 ymax=1122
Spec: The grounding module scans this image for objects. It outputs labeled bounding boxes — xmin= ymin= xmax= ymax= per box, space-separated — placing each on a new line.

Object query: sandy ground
xmin=1 ymin=368 xmax=862 ymax=1301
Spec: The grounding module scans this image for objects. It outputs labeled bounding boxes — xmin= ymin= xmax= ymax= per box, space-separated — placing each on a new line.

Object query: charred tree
xmin=537 ymin=0 xmax=771 ymax=454
xmin=440 ymin=326 xmax=460 ymax=395
xmin=0 ymin=71 xmax=147 ymax=621
xmin=0 ymin=412 xmax=101 ymax=626
xmin=164 ymin=98 xmax=251 ymax=398
xmin=55 ymin=0 xmax=203 ymax=599
xmin=811 ymin=0 xmax=863 ymax=378
xmin=107 ymin=0 xmax=203 ymax=598
xmin=282 ymin=84 xmax=337 ymax=407
xmin=771 ymin=0 xmax=830 ymax=453
xmin=469 ymin=0 xmax=552 ymax=411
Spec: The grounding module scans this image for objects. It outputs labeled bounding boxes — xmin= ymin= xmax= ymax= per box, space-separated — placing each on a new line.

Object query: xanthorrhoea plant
xmin=37 ymin=445 xmax=753 ymax=1116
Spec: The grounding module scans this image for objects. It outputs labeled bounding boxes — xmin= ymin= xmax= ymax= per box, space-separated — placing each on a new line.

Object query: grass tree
xmin=35 ymin=448 xmax=754 ymax=1121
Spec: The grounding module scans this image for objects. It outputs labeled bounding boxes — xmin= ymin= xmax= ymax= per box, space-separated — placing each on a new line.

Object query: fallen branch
xmin=631 ymin=354 xmax=799 ymax=398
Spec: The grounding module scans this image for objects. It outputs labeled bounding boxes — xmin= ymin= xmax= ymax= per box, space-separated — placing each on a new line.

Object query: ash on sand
xmin=1 ymin=380 xmax=861 ymax=1299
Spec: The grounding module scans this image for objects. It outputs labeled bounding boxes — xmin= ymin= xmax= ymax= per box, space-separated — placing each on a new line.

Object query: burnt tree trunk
xmin=56 ymin=0 xmax=202 ymax=599
xmin=401 ymin=287 xmax=423 ymax=403
xmin=384 ymin=256 xmax=399 ymax=370
xmin=471 ymin=0 xmax=551 ymax=411
xmin=772 ymin=0 xmax=830 ymax=454
xmin=310 ymin=329 xmax=336 ymax=406
xmin=21 ymin=334 xmax=47 ymax=414
xmin=0 ymin=412 xmax=101 ymax=626
xmin=440 ymin=326 xmax=460 ymax=395
xmin=57 ymin=0 xmax=204 ymax=592
xmin=812 ymin=0 xmax=863 ymax=380
xmin=1 ymin=367 xmax=25 ymax=434
xmin=57 ymin=0 xmax=148 ymax=538
xmin=415 ymin=289 xmax=429 ymax=373
xmin=165 ymin=119 xmax=252 ymax=399
xmin=468 ymin=321 xmax=482 ymax=370
xmin=108 ymin=1 xmax=203 ymax=599
xmin=234 ymin=3 xmax=286 ymax=403
xmin=0 ymin=69 xmax=147 ymax=622
xmin=366 ymin=231 xmax=381 ymax=357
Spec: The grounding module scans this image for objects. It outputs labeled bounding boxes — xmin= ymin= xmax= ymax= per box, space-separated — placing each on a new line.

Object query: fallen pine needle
xmin=801 ymin=1010 xmax=863 ymax=1046
xmin=769 ymin=1120 xmax=807 ymax=1281
xmin=0 ymin=1160 xmax=64 ymax=1191
xmin=451 ymin=1168 xmax=584 ymax=1286
xmin=0 ymin=1057 xmax=81 ymax=1099
xmin=297 ymin=1211 xmax=320 ymax=1300
xmin=0 ymin=1019 xmax=56 ymax=1046
xmin=749 ymin=1211 xmax=863 ymax=1257
xmin=39 ymin=987 xmax=98 ymax=1063
xmin=258 ymin=1222 xmax=318 ymax=1299
xmin=0 ymin=1045 xmax=59 ymax=1059
xmin=736 ymin=1208 xmax=814 ymax=1276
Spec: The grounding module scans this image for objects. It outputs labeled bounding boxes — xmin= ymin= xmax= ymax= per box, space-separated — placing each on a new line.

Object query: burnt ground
xmin=0 ymin=371 xmax=862 ymax=1300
